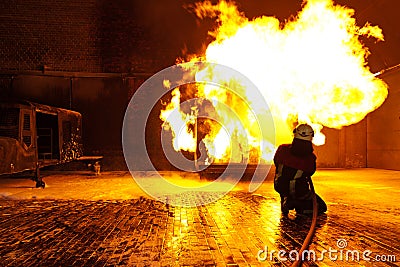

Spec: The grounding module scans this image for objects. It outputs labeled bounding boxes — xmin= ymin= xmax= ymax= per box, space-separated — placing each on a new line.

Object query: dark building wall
xmin=367 ymin=68 xmax=400 ymax=170
xmin=11 ymin=75 xmax=71 ymax=107
xmin=0 ymin=0 xmax=101 ymax=72
xmin=0 ymin=0 xmax=185 ymax=73
xmin=315 ymin=128 xmax=343 ymax=168
xmin=343 ymin=120 xmax=367 ymax=168
xmin=71 ymin=77 xmax=130 ymax=170
xmin=315 ymin=121 xmax=367 ymax=168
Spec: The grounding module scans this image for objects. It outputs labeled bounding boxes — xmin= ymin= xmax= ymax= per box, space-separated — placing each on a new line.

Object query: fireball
xmin=160 ymin=0 xmax=388 ymax=164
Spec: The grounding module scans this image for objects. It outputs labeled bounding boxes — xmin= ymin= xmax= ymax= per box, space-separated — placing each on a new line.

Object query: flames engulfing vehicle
xmin=0 ymin=100 xmax=83 ymax=187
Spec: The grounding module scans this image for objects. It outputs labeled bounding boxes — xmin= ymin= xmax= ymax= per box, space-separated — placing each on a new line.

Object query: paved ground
xmin=0 ymin=169 xmax=399 ymax=266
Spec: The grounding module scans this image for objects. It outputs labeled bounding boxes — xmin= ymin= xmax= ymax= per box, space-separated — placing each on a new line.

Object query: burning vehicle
xmin=0 ymin=99 xmax=85 ymax=187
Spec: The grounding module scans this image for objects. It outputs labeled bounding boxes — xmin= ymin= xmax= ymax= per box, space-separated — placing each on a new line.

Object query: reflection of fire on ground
xmin=160 ymin=0 xmax=388 ymax=165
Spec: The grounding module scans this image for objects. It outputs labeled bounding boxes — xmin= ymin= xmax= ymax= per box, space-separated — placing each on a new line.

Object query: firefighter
xmin=273 ymin=124 xmax=327 ymax=216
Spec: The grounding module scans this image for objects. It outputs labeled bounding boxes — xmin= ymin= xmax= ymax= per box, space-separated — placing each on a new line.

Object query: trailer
xmin=0 ymin=99 xmax=101 ymax=188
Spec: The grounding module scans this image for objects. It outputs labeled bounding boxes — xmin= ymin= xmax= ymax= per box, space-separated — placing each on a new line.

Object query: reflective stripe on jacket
xmin=273 ymin=144 xmax=316 ymax=198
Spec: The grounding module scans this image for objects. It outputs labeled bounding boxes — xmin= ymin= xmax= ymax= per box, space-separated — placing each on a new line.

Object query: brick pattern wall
xmin=0 ymin=0 xmax=102 ymax=72
xmin=0 ymin=0 xmax=178 ymax=73
xmin=99 ymin=0 xmax=145 ymax=73
xmin=97 ymin=0 xmax=195 ymax=73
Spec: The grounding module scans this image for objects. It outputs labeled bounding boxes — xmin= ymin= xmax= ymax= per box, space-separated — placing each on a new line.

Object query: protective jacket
xmin=273 ymin=139 xmax=316 ymax=199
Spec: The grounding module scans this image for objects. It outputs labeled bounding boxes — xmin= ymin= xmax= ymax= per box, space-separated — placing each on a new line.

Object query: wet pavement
xmin=0 ymin=169 xmax=399 ymax=266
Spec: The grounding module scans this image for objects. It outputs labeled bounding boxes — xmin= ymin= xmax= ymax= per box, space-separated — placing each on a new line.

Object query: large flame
xmin=160 ymin=82 xmax=197 ymax=153
xmin=160 ymin=0 xmax=388 ymax=164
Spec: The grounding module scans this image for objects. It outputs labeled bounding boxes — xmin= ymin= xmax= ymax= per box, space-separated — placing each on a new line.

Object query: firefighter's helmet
xmin=293 ymin=124 xmax=314 ymax=141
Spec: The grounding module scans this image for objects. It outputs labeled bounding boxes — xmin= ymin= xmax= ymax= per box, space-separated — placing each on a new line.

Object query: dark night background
xmin=1 ymin=0 xmax=399 ymax=170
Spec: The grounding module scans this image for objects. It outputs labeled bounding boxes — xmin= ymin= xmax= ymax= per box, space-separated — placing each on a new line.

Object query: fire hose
xmin=291 ymin=177 xmax=318 ymax=267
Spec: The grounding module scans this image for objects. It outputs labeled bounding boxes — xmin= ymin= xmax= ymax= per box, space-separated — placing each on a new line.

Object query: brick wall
xmin=0 ymin=0 xmax=184 ymax=73
xmin=0 ymin=0 xmax=101 ymax=72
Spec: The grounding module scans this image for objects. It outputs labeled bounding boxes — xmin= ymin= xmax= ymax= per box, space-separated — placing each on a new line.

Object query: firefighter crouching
xmin=274 ymin=124 xmax=327 ymax=216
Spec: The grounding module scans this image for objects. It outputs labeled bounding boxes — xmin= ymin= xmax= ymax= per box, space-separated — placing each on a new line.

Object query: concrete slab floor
xmin=0 ymin=168 xmax=399 ymax=266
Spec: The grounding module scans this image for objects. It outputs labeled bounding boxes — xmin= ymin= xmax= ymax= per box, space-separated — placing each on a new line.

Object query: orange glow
xmin=160 ymin=87 xmax=197 ymax=152
xmin=160 ymin=0 xmax=388 ymax=163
